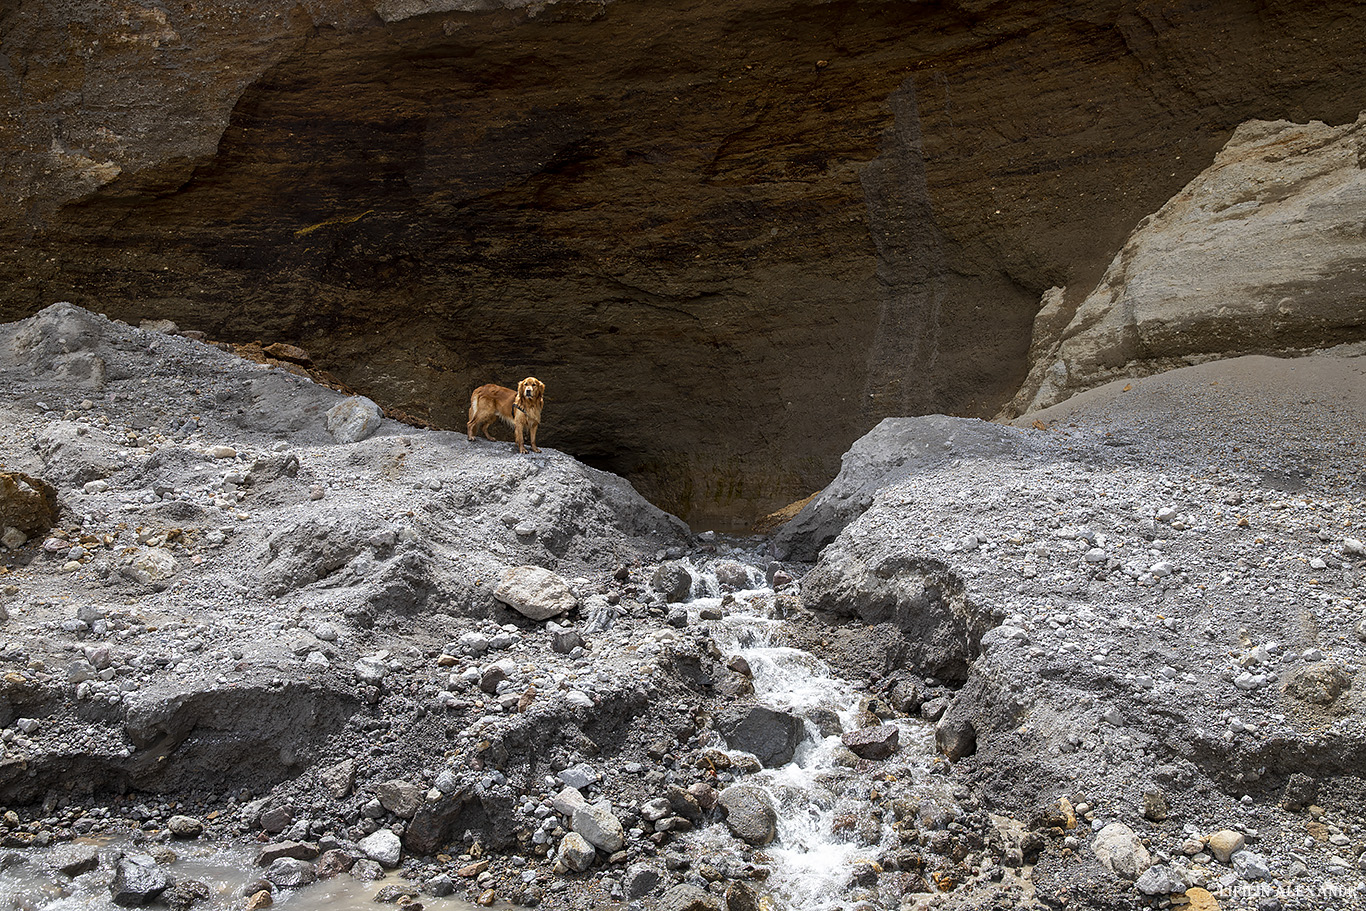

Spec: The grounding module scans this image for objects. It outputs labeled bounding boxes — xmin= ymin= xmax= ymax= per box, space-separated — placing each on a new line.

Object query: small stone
xmin=558 ymin=765 xmax=599 ymax=790
xmin=255 ymin=841 xmax=319 ymax=866
xmin=559 ymin=832 xmax=596 ymax=872
xmin=208 ymin=445 xmax=236 ymax=459
xmin=657 ymin=884 xmax=721 ymax=911
xmin=1142 ymin=791 xmax=1169 ymax=822
xmin=166 ymin=815 xmax=205 ymax=838
xmin=1182 ymin=887 xmax=1219 ymax=911
xmin=493 ymin=565 xmax=577 ymax=620
xmin=551 ymin=628 xmax=584 ymax=654
xmin=1232 ymin=849 xmax=1271 ymax=881
xmin=319 ymin=758 xmax=356 ymax=799
xmin=53 ymin=844 xmax=100 ymax=877
xmin=1091 ymin=822 xmax=1152 ymax=879
xmin=376 ymin=779 xmax=423 ymax=819
xmin=358 ymin=829 xmax=403 ymax=868
xmin=624 ymin=863 xmax=663 ymax=898
xmin=1136 ymin=864 xmax=1188 ymax=895
xmin=245 ymin=891 xmax=274 ymax=911
xmin=1207 ymin=829 xmax=1246 ymax=864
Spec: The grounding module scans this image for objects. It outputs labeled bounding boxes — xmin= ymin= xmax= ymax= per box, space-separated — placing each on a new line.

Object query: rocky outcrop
xmin=1012 ymin=114 xmax=1366 ymax=414
xmin=772 ymin=415 xmax=1032 ymax=561
xmin=6 ymin=2 xmax=1366 ymax=523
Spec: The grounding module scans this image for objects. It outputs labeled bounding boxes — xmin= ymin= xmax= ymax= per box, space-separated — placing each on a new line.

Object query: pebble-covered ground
xmin=1 ymin=302 xmax=1365 ymax=911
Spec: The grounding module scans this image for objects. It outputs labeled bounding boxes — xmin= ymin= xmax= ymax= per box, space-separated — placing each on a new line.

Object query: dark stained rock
xmin=841 ymin=724 xmax=900 ymax=760
xmin=109 ymin=853 xmax=169 ymax=907
xmin=714 ymin=705 xmax=804 ymax=768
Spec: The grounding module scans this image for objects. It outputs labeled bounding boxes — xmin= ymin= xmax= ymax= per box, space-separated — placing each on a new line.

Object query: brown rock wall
xmin=4 ymin=0 xmax=1366 ymax=524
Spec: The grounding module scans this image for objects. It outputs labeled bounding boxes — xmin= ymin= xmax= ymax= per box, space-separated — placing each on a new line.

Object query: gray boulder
xmin=571 ymin=801 xmax=626 ymax=853
xmin=558 ymin=832 xmax=596 ymax=872
xmin=841 ymin=724 xmax=900 ymax=760
xmin=658 ymin=884 xmax=722 ymax=911
xmin=715 ymin=704 xmax=804 ymax=768
xmin=357 ymin=828 xmax=403 ymax=868
xmin=650 ymin=561 xmax=693 ymax=602
xmin=376 ymin=779 xmax=423 ymax=818
xmin=326 ymin=396 xmax=383 ymax=443
xmin=717 ymin=785 xmax=777 ymax=846
xmin=264 ymin=857 xmax=317 ymax=888
xmin=802 ymin=548 xmax=1001 ymax=683
xmin=109 ymin=853 xmax=169 ymax=906
xmin=1091 ymin=822 xmax=1152 ymax=880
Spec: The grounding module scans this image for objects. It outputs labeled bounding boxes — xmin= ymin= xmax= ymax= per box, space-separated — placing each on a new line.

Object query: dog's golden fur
xmin=466 ymin=376 xmax=545 ymax=454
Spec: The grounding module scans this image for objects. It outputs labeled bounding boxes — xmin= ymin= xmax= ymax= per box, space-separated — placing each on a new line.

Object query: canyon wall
xmin=5 ymin=0 xmax=1366 ymax=524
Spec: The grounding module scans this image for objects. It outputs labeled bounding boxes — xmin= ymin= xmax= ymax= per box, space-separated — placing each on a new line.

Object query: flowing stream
xmin=2 ymin=554 xmax=941 ymax=911
xmin=677 ymin=557 xmax=940 ymax=911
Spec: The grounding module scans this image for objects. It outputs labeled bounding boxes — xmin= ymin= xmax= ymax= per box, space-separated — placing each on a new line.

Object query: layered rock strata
xmin=6 ymin=1 xmax=1366 ymax=522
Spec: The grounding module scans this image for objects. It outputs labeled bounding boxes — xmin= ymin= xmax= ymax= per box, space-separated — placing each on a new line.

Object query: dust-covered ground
xmin=2 ymin=303 xmax=1366 ymax=911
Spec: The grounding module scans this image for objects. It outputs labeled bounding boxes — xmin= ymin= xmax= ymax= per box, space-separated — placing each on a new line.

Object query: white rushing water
xmin=680 ymin=558 xmax=937 ymax=911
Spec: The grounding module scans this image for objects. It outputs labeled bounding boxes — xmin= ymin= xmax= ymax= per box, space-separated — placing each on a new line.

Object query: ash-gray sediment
xmin=1 ymin=302 xmax=1365 ymax=911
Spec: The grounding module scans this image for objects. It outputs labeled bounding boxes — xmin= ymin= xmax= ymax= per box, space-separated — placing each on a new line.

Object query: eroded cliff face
xmin=4 ymin=0 xmax=1366 ymax=524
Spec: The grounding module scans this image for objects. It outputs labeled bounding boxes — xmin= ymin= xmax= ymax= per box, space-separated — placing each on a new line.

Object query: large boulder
xmin=801 ymin=549 xmax=1000 ymax=683
xmin=717 ymin=785 xmax=777 ymax=846
xmin=714 ymin=704 xmax=804 ymax=768
xmin=493 ymin=565 xmax=577 ymax=620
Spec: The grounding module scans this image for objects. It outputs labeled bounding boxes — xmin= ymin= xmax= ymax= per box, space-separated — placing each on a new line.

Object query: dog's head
xmin=518 ymin=377 xmax=545 ymax=404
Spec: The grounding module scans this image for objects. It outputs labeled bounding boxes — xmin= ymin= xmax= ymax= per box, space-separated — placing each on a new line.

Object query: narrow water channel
xmin=676 ymin=557 xmax=942 ymax=911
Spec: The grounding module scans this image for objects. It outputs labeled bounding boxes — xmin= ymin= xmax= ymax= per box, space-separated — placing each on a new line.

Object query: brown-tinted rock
xmin=841 ymin=724 xmax=900 ymax=760
xmin=1282 ymin=662 xmax=1352 ymax=706
xmin=0 ymin=472 xmax=59 ymax=539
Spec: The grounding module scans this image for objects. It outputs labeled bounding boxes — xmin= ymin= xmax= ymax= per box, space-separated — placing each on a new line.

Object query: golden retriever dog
xmin=467 ymin=376 xmax=546 ymax=454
